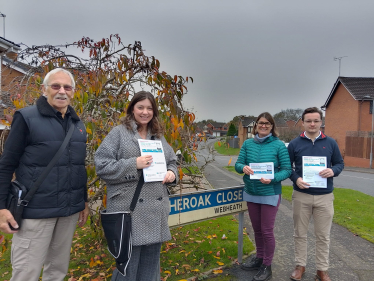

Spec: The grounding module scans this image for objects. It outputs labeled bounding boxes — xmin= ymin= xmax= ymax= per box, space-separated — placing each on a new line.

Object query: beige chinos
xmin=10 ymin=212 xmax=79 ymax=281
xmin=292 ymin=190 xmax=334 ymax=271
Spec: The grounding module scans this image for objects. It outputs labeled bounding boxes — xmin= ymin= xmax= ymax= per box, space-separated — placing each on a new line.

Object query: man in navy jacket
xmin=0 ymin=68 xmax=89 ymax=281
xmin=288 ymin=107 xmax=344 ymax=281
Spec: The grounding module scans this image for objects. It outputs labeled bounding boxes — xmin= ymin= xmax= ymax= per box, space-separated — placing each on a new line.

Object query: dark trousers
xmin=111 ymin=243 xmax=162 ymax=281
xmin=247 ymin=195 xmax=280 ymax=266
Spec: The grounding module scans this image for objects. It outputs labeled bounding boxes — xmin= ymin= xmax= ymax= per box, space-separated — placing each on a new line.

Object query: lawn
xmin=281 ymin=186 xmax=374 ymax=243
xmin=0 ymin=216 xmax=254 ymax=281
xmin=223 ymin=166 xmax=241 ymax=175
xmin=214 ymin=142 xmax=240 ymax=156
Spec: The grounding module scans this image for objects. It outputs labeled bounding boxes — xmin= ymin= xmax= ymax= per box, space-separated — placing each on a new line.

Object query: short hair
xmin=251 ymin=112 xmax=279 ymax=137
xmin=302 ymin=107 xmax=323 ymax=121
xmin=121 ymin=91 xmax=163 ymax=138
xmin=43 ymin=68 xmax=75 ymax=89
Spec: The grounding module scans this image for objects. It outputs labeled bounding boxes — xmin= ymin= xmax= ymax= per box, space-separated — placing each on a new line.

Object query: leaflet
xmin=138 ymin=139 xmax=167 ymax=182
xmin=249 ymin=162 xmax=274 ymax=180
xmin=302 ymin=156 xmax=327 ymax=188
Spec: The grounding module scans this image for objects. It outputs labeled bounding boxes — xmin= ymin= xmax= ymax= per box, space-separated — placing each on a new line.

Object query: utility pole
xmin=333 ymin=56 xmax=347 ymax=76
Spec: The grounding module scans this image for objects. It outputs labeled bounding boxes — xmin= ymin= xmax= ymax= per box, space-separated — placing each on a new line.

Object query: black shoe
xmin=241 ymin=256 xmax=263 ymax=271
xmin=253 ymin=264 xmax=272 ymax=281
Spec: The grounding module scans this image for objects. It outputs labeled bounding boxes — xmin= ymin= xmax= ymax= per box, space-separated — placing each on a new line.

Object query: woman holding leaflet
xmin=235 ymin=112 xmax=292 ymax=281
xmin=95 ymin=91 xmax=178 ymax=281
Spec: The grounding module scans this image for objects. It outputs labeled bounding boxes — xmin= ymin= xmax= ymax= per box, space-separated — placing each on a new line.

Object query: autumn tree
xmin=0 ymin=35 xmax=199 ymax=237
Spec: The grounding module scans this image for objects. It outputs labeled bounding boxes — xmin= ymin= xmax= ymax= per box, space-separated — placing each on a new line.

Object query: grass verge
xmin=223 ymin=166 xmax=241 ymax=175
xmin=214 ymin=142 xmax=240 ymax=156
xmin=1 ymin=216 xmax=254 ymax=281
xmin=282 ymin=185 xmax=374 ymax=243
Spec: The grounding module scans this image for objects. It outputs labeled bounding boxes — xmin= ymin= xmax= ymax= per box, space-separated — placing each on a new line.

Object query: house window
xmin=370 ymin=100 xmax=373 ymax=114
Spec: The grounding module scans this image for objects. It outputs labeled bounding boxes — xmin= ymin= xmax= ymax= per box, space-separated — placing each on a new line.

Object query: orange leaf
xmin=103 ymin=194 xmax=107 ymax=208
xmin=217 ymin=261 xmax=224 ymax=266
xmin=228 ymin=157 xmax=232 ymax=166
xmin=213 ymin=269 xmax=223 ymax=274
xmin=89 ymin=257 xmax=95 ymax=267
xmin=178 ymin=167 xmax=184 ymax=180
xmin=218 ymin=141 xmax=221 ymax=147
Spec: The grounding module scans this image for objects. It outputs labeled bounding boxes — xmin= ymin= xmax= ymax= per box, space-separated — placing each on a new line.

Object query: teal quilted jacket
xmin=235 ymin=136 xmax=292 ymax=196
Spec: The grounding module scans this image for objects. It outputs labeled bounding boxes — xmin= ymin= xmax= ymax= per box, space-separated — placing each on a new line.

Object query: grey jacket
xmin=94 ymin=122 xmax=178 ymax=246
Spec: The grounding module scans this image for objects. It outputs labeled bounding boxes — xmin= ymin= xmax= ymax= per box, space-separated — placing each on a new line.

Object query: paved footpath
xmin=202 ymin=161 xmax=374 ymax=281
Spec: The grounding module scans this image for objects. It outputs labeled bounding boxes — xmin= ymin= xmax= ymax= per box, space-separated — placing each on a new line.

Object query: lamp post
xmin=0 ymin=12 xmax=5 ymax=38
xmin=365 ymin=95 xmax=374 ymax=168
xmin=370 ymin=100 xmax=374 ymax=169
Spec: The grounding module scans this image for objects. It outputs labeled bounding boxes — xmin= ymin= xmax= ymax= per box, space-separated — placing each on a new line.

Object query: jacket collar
xmin=36 ymin=96 xmax=80 ymax=121
xmin=299 ymin=131 xmax=326 ymax=139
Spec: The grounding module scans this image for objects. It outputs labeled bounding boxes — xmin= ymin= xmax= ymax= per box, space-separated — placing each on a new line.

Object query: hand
xmin=136 ymin=155 xmax=153 ymax=169
xmin=319 ymin=168 xmax=334 ymax=178
xmin=296 ymin=177 xmax=310 ymax=189
xmin=0 ymin=209 xmax=19 ymax=234
xmin=260 ymin=178 xmax=272 ymax=184
xmin=78 ymin=202 xmax=89 ymax=227
xmin=162 ymin=170 xmax=176 ymax=184
xmin=242 ymin=166 xmax=254 ymax=175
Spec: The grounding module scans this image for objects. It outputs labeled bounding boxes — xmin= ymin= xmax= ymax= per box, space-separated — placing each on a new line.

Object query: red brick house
xmin=206 ymin=122 xmax=229 ymax=137
xmin=322 ymin=77 xmax=374 ymax=168
xmin=238 ymin=116 xmax=256 ymax=147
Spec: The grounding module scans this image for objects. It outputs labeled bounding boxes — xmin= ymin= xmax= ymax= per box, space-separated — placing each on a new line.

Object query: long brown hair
xmin=251 ymin=112 xmax=279 ymax=137
xmin=121 ymin=91 xmax=163 ymax=138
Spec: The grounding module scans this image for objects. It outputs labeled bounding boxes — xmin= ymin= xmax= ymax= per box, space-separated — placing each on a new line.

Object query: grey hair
xmin=43 ymin=68 xmax=75 ymax=89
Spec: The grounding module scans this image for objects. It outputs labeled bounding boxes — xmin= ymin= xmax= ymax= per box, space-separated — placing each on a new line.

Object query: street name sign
xmin=168 ymin=185 xmax=247 ymax=227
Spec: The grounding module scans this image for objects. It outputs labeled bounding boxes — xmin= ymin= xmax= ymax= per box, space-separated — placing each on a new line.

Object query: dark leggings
xmin=247 ymin=195 xmax=281 ymax=266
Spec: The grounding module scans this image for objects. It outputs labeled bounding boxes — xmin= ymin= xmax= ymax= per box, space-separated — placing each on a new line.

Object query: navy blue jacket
xmin=287 ymin=132 xmax=344 ymax=195
xmin=0 ymin=96 xmax=87 ymax=219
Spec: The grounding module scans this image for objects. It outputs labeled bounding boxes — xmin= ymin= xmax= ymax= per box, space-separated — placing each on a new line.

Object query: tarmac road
xmin=197 ymin=141 xmax=374 ymax=281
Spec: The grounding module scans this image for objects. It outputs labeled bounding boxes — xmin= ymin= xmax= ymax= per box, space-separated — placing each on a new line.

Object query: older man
xmin=287 ymin=107 xmax=344 ymax=281
xmin=0 ymin=68 xmax=89 ymax=281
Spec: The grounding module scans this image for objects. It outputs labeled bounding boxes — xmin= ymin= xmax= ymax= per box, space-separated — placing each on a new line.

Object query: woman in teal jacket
xmin=235 ymin=112 xmax=291 ymax=281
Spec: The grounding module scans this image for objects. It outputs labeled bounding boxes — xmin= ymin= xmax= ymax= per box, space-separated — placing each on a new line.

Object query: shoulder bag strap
xmin=20 ymin=120 xmax=76 ymax=206
xmin=129 ymin=136 xmax=155 ymax=212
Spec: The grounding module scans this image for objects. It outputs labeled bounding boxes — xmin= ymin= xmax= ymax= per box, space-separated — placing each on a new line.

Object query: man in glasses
xmin=0 ymin=68 xmax=89 ymax=281
xmin=287 ymin=107 xmax=344 ymax=281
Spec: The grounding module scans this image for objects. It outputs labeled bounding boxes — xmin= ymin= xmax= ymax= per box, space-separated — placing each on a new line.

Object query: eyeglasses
xmin=47 ymin=84 xmax=74 ymax=91
xmin=257 ymin=122 xmax=272 ymax=127
xmin=304 ymin=120 xmax=321 ymax=124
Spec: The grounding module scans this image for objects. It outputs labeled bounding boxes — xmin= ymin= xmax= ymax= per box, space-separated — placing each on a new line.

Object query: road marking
xmin=341 ymin=174 xmax=374 ymax=181
xmin=208 ymin=164 xmax=243 ymax=183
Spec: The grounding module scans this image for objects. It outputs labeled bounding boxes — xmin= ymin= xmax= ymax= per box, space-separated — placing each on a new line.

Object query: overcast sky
xmin=1 ymin=0 xmax=374 ymax=122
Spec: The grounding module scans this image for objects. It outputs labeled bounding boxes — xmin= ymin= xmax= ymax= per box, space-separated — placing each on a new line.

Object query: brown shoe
xmin=315 ymin=270 xmax=331 ymax=281
xmin=290 ymin=265 xmax=305 ymax=281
